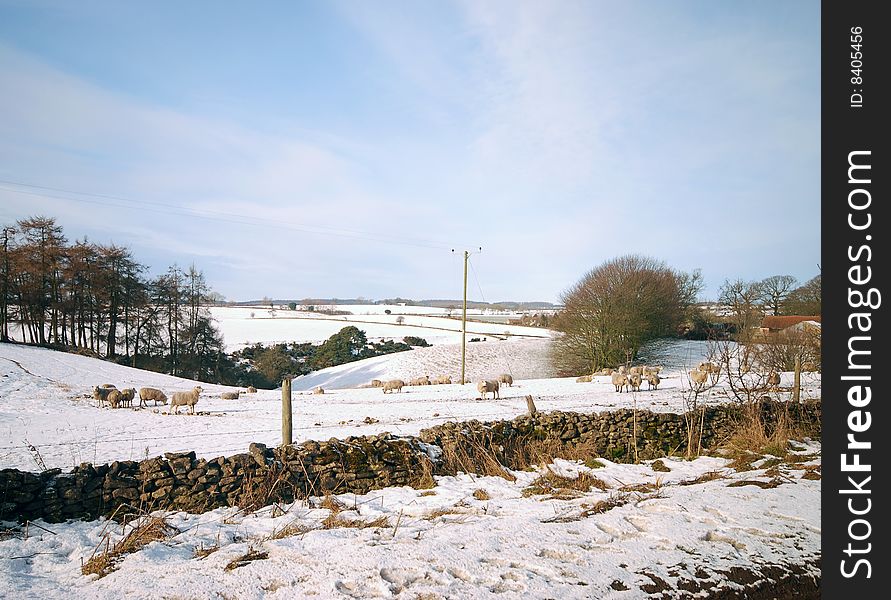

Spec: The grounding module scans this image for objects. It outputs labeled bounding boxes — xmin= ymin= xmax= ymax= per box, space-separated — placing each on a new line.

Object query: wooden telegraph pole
xmin=282 ymin=376 xmax=293 ymax=446
xmin=454 ymin=247 xmax=481 ymax=385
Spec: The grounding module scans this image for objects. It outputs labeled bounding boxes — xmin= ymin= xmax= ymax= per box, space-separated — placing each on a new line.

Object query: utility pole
xmin=453 ymin=247 xmax=481 ymax=385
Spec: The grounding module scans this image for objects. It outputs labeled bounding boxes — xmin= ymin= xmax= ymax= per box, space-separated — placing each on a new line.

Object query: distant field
xmin=209 ymin=305 xmax=552 ymax=351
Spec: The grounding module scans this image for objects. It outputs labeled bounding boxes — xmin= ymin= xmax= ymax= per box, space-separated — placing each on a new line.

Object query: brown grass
xmin=801 ymin=471 xmax=822 ymax=481
xmin=82 ymin=515 xmax=178 ymax=577
xmin=678 ymin=470 xmax=726 ymax=486
xmin=415 ymin=457 xmax=436 ymax=490
xmin=225 ymin=548 xmax=269 ymax=571
xmin=269 ymin=519 xmax=314 ymax=540
xmin=194 ymin=543 xmax=220 ymax=559
xmin=423 ymin=507 xmax=466 ymax=520
xmin=472 ymin=489 xmax=491 ymax=501
xmin=523 ymin=469 xmax=610 ymax=500
xmin=439 ymin=436 xmax=516 ymax=481
xmin=418 ymin=490 xmax=437 ymax=497
xmin=321 ymin=514 xmax=390 ymax=529
xmin=317 ymin=494 xmax=346 ymax=515
xmin=727 ymin=478 xmax=785 ymax=489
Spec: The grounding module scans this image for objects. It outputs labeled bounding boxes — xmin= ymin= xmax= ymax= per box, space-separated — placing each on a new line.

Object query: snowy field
xmin=0 ymin=340 xmax=822 ymax=599
xmin=209 ymin=305 xmax=551 ymax=352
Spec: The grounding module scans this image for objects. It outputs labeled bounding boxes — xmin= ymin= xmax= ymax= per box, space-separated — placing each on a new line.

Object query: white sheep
xmin=628 ymin=373 xmax=642 ymax=392
xmin=611 ymin=372 xmax=628 ymax=392
xmin=628 ymin=366 xmax=644 ymax=377
xmin=246 ymin=386 xmax=258 ymax=393
xmin=170 ymin=386 xmax=203 ymax=415
xmin=409 ymin=375 xmax=431 ymax=386
xmin=698 ymin=361 xmax=720 ymax=375
xmin=139 ymin=387 xmax=168 ymax=407
xmin=647 ymin=374 xmax=661 ymax=390
xmin=220 ymin=391 xmax=240 ymax=400
xmin=370 ymin=379 xmax=383 ymax=388
xmin=432 ymin=375 xmax=452 ymax=385
xmin=118 ymin=388 xmax=137 ymax=408
xmin=312 ymin=386 xmax=325 ymax=395
xmin=499 ymin=373 xmax=513 ymax=387
xmin=643 ymin=366 xmax=663 ymax=377
xmin=106 ymin=389 xmax=124 ymax=409
xmin=477 ymin=379 xmax=500 ymax=399
xmin=689 ymin=368 xmax=709 ymax=387
xmin=382 ymin=379 xmax=405 ymax=394
xmin=576 ymin=374 xmax=593 ymax=383
xmin=767 ymin=371 xmax=781 ymax=387
xmin=92 ymin=385 xmax=117 ymax=408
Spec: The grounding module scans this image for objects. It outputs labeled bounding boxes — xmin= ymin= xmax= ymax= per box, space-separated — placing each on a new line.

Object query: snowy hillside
xmin=1 ymin=341 xmax=821 ymax=472
xmin=0 ymin=341 xmax=822 ymax=599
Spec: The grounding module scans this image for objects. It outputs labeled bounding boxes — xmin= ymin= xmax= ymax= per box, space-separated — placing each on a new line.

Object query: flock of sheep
xmin=369 ymin=373 xmax=515 ymax=399
xmin=91 ymin=384 xmax=204 ymax=414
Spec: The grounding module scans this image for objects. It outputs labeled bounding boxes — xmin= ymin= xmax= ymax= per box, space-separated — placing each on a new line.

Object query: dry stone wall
xmin=0 ymin=400 xmax=820 ymax=523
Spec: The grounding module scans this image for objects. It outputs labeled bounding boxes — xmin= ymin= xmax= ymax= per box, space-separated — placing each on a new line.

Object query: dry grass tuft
xmin=82 ymin=515 xmax=178 ymax=577
xmin=269 ymin=519 xmax=315 ymax=540
xmin=415 ymin=456 xmax=437 ymax=490
xmin=727 ymin=478 xmax=785 ymax=489
xmin=523 ymin=469 xmax=610 ymax=500
xmin=418 ymin=490 xmax=437 ymax=497
xmin=472 ymin=489 xmax=491 ymax=501
xmin=423 ymin=507 xmax=466 ymax=520
xmin=317 ymin=494 xmax=346 ymax=515
xmin=439 ymin=437 xmax=516 ymax=481
xmin=321 ymin=514 xmax=390 ymax=530
xmin=194 ymin=544 xmax=220 ymax=559
xmin=678 ymin=470 xmax=726 ymax=486
xmin=225 ymin=548 xmax=269 ymax=571
xmin=801 ymin=471 xmax=822 ymax=481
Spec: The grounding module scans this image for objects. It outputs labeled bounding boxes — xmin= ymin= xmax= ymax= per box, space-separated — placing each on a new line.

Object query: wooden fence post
xmin=525 ymin=394 xmax=537 ymax=416
xmin=793 ymin=355 xmax=801 ymax=403
xmin=282 ymin=377 xmax=293 ymax=446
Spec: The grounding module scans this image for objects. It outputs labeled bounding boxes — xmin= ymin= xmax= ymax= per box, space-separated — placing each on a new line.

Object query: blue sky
xmin=0 ymin=1 xmax=820 ymax=303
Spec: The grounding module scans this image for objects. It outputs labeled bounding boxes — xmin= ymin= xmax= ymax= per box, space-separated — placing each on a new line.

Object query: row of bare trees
xmin=718 ymin=273 xmax=821 ymax=333
xmin=0 ymin=216 xmax=224 ymax=381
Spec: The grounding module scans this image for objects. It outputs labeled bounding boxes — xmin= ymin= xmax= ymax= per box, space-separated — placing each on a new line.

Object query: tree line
xmin=1 ymin=216 xmax=224 ymax=381
xmin=551 ymin=254 xmax=821 ymax=376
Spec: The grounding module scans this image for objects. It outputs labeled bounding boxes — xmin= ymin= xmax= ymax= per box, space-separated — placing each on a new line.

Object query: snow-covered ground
xmin=0 ymin=341 xmax=820 ymax=472
xmin=0 ymin=340 xmax=821 ymax=599
xmin=209 ymin=306 xmax=551 ymax=352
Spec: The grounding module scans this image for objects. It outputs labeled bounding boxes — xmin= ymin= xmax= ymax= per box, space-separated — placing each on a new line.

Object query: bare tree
xmin=552 ymin=255 xmax=702 ymax=375
xmin=718 ymin=279 xmax=765 ymax=340
xmin=760 ymin=275 xmax=798 ymax=316
xmin=784 ymin=274 xmax=821 ymax=315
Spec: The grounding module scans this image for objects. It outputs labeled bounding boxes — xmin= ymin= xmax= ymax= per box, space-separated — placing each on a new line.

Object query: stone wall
xmin=0 ymin=400 xmax=820 ymax=523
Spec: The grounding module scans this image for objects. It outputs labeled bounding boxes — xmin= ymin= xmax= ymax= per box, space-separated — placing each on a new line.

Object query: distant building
xmin=759 ymin=315 xmax=821 ymax=334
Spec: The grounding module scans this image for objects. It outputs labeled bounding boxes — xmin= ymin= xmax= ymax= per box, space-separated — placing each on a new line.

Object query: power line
xmin=0 ymin=179 xmax=457 ymax=251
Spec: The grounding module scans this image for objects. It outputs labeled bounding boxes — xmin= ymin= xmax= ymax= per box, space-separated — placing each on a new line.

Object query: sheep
xmin=220 ymin=391 xmax=240 ymax=400
xmin=170 ymin=386 xmax=203 ymax=415
xmin=312 ymin=386 xmax=325 ymax=395
xmin=576 ymin=374 xmax=593 ymax=383
xmin=106 ymin=389 xmax=124 ymax=409
xmin=432 ymin=375 xmax=452 ymax=385
xmin=628 ymin=366 xmax=644 ymax=377
xmin=498 ymin=373 xmax=513 ymax=387
xmin=629 ymin=373 xmax=642 ymax=392
xmin=611 ymin=372 xmax=628 ymax=392
xmin=409 ymin=376 xmax=430 ymax=386
xmin=246 ymin=386 xmax=257 ymax=393
xmin=698 ymin=361 xmax=720 ymax=374
xmin=647 ymin=374 xmax=661 ymax=390
xmin=643 ymin=366 xmax=663 ymax=377
xmin=617 ymin=365 xmax=627 ymax=375
xmin=92 ymin=385 xmax=117 ymax=408
xmin=139 ymin=387 xmax=168 ymax=407
xmin=477 ymin=379 xmax=500 ymax=400
xmin=689 ymin=368 xmax=709 ymax=387
xmin=118 ymin=388 xmax=137 ymax=408
xmin=382 ymin=379 xmax=405 ymax=394
xmin=767 ymin=371 xmax=781 ymax=387
xmin=370 ymin=379 xmax=383 ymax=388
